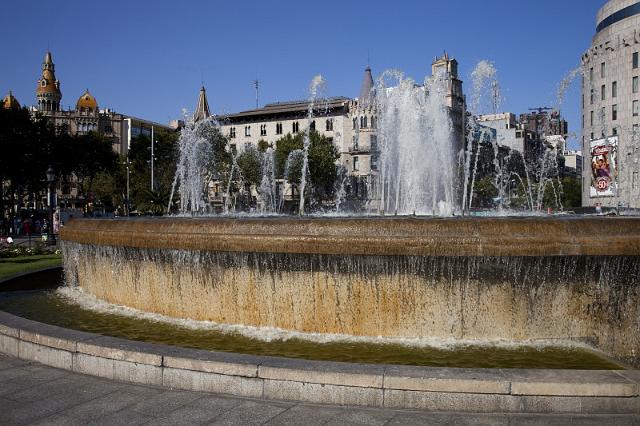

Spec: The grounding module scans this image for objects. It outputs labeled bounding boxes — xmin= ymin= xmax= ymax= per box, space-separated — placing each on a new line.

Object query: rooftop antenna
xmin=253 ymin=79 xmax=260 ymax=109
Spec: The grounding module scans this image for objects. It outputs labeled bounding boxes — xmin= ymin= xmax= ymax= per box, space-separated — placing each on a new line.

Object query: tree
xmin=307 ymin=131 xmax=339 ymax=201
xmin=275 ymin=133 xmax=303 ymax=179
xmin=559 ymin=176 xmax=581 ymax=209
xmin=274 ymin=131 xmax=339 ymax=207
xmin=236 ymin=146 xmax=262 ymax=187
xmin=257 ymin=139 xmax=270 ymax=152
xmin=128 ymin=130 xmax=178 ymax=213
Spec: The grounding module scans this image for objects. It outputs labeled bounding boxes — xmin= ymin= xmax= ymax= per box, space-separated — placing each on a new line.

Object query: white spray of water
xmin=169 ymin=118 xmax=217 ymax=214
xmin=298 ymin=75 xmax=326 ymax=216
xmin=375 ymin=69 xmax=455 ymax=215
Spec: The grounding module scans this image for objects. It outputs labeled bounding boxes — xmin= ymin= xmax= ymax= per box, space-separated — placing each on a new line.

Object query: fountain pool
xmin=57 ymin=215 xmax=640 ymax=368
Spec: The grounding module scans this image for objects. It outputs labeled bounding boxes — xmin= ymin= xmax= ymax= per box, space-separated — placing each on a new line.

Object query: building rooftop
xmin=217 ymin=97 xmax=350 ymax=121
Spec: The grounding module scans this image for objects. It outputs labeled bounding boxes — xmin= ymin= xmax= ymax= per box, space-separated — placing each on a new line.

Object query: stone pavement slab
xmin=0 ymin=354 xmax=638 ymax=426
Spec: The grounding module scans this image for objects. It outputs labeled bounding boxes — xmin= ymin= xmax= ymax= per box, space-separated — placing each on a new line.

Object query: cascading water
xmin=258 ymin=147 xmax=277 ymax=213
xmin=462 ymin=60 xmax=502 ymax=212
xmin=298 ymin=75 xmax=326 ymax=215
xmin=375 ymin=70 xmax=456 ymax=215
xmin=169 ymin=118 xmax=216 ymax=214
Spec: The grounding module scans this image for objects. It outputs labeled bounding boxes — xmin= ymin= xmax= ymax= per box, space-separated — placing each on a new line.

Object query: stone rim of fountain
xmin=60 ymin=216 xmax=640 ymax=257
xmin=0 ymin=269 xmax=639 ymax=414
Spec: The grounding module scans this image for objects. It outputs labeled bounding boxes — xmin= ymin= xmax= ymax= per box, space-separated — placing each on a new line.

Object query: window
xmin=590 ymin=67 xmax=594 ymax=81
xmin=590 ymin=132 xmax=594 ymax=140
xmin=613 ymin=127 xmax=618 ymax=135
xmin=590 ymin=110 xmax=594 ymax=126
xmin=601 ymin=85 xmax=606 ymax=101
xmin=353 ymin=156 xmax=359 ymax=171
xmin=634 ymin=77 xmax=639 ymax=93
xmin=352 ymin=117 xmax=357 ymax=130
xmin=371 ymin=155 xmax=378 ymax=171
xmin=325 ymin=118 xmax=333 ymax=131
xmin=244 ymin=142 xmax=252 ymax=150
xmin=601 ymin=107 xmax=605 ymax=121
xmin=352 ymin=135 xmax=357 ymax=149
xmin=244 ymin=126 xmax=251 ymax=137
xmin=634 ymin=100 xmax=639 ymax=117
xmin=292 ymin=121 xmax=299 ymax=133
xmin=371 ymin=116 xmax=376 ymax=129
xmin=260 ymin=124 xmax=267 ymax=136
xmin=310 ymin=120 xmax=316 ymax=131
xmin=590 ymin=89 xmax=595 ymax=105
xmin=276 ymin=123 xmax=283 ymax=135
xmin=230 ymin=144 xmax=237 ymax=155
xmin=601 ymin=62 xmax=606 ymax=78
xmin=363 ymin=116 xmax=368 ymax=128
xmin=634 ymin=52 xmax=638 ymax=69
xmin=634 ymin=124 xmax=639 ymax=139
xmin=612 ymin=81 xmax=617 ymax=98
xmin=229 ymin=127 xmax=236 ymax=138
xmin=370 ymin=134 xmax=377 ymax=151
xmin=612 ymin=104 xmax=618 ymax=121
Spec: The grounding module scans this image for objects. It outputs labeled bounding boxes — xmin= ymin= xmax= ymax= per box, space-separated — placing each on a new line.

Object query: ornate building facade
xmin=214 ymin=53 xmax=465 ymax=198
xmin=5 ymin=51 xmax=174 ymax=157
xmin=581 ymin=0 xmax=640 ymax=208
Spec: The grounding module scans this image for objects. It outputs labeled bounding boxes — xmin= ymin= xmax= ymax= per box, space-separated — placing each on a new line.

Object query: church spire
xmin=193 ymin=86 xmax=211 ymax=122
xmin=358 ymin=66 xmax=374 ymax=107
xmin=36 ymin=50 xmax=62 ymax=112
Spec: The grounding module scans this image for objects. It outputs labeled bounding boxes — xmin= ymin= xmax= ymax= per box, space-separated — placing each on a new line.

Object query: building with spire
xmin=27 ymin=50 xmax=172 ymax=157
xmin=212 ymin=53 xmax=465 ymax=208
xmin=2 ymin=91 xmax=20 ymax=109
xmin=193 ymin=86 xmax=212 ymax=122
xmin=36 ymin=51 xmax=62 ymax=112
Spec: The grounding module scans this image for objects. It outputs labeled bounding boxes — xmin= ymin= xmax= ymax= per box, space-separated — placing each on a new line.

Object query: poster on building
xmin=590 ymin=136 xmax=618 ymax=197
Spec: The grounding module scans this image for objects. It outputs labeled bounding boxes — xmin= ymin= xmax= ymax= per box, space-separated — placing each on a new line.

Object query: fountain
xmin=2 ymin=64 xmax=640 ymax=414
xmin=58 ymin=216 xmax=640 ymax=367
xmin=55 ymin=67 xmax=640 ymax=369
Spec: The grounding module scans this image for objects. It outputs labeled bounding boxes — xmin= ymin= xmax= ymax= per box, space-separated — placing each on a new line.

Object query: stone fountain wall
xmin=60 ymin=217 xmax=640 ymax=366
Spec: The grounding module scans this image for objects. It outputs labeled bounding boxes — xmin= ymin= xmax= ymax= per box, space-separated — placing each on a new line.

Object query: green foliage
xmin=275 ymin=133 xmax=303 ymax=179
xmin=257 ymin=139 xmax=270 ymax=152
xmin=128 ymin=130 xmax=178 ymax=214
xmin=307 ymin=131 xmax=339 ymax=200
xmin=559 ymin=176 xmax=582 ymax=208
xmin=236 ymin=147 xmax=262 ymax=187
xmin=274 ymin=131 xmax=339 ymax=203
xmin=472 ymin=176 xmax=498 ymax=208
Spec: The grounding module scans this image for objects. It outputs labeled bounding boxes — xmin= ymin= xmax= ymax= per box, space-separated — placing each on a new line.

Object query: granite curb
xmin=0 ymin=308 xmax=638 ymax=414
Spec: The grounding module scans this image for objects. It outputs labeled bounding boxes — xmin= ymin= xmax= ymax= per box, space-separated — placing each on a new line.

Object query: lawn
xmin=0 ymin=254 xmax=62 ymax=280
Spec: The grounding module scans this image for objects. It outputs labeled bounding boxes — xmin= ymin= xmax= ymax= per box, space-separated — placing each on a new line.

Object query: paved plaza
xmin=0 ymin=354 xmax=637 ymax=425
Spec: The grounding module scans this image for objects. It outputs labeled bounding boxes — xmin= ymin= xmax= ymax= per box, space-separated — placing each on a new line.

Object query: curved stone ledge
xmin=60 ymin=216 xmax=640 ymax=257
xmin=0 ymin=309 xmax=638 ymax=414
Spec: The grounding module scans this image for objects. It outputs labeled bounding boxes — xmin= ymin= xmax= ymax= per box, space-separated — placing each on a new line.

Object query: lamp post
xmin=46 ymin=165 xmax=56 ymax=246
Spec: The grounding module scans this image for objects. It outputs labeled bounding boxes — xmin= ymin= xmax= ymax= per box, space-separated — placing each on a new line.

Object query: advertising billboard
xmin=590 ymin=136 xmax=618 ymax=198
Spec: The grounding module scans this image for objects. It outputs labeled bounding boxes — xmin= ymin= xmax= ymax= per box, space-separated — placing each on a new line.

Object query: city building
xmin=2 ymin=91 xmax=20 ymax=109
xmin=214 ymin=53 xmax=465 ymax=195
xmin=519 ymin=109 xmax=568 ymax=137
xmin=581 ymin=0 xmax=640 ymax=208
xmin=564 ymin=150 xmax=584 ymax=178
xmin=476 ymin=112 xmax=533 ymax=153
xmin=30 ymin=51 xmax=173 ymax=157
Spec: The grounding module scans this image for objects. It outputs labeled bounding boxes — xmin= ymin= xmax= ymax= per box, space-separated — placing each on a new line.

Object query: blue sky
xmin=3 ymin=0 xmax=604 ymax=148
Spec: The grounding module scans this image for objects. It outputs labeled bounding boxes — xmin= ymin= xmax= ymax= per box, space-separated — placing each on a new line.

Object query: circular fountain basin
xmin=60 ymin=216 xmax=640 ymax=367
xmin=1 ymin=267 xmax=639 ymax=415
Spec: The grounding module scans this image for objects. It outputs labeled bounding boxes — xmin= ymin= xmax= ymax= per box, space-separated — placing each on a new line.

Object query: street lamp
xmin=46 ymin=165 xmax=56 ymax=246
